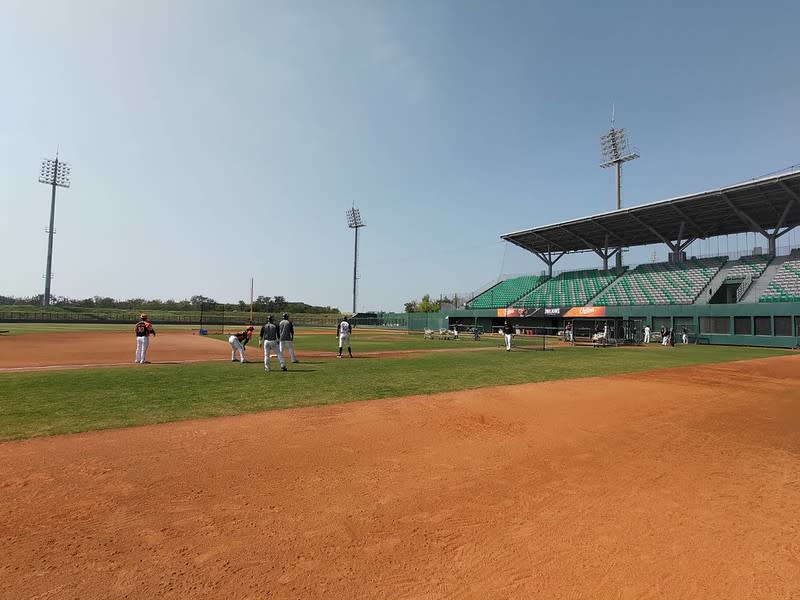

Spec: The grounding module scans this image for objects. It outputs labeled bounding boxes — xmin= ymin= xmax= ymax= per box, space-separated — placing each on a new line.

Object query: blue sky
xmin=1 ymin=0 xmax=798 ymax=312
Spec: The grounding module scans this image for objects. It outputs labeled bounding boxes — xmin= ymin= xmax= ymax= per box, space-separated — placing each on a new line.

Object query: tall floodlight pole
xmin=345 ymin=207 xmax=366 ymax=314
xmin=38 ymin=154 xmax=71 ymax=306
xmin=600 ymin=112 xmax=639 ymax=271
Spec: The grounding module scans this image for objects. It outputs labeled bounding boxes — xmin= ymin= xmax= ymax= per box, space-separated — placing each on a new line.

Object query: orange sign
xmin=563 ymin=306 xmax=607 ymax=318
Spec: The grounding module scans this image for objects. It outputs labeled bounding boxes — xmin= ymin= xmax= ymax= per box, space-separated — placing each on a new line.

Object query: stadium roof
xmin=502 ymin=167 xmax=800 ymax=258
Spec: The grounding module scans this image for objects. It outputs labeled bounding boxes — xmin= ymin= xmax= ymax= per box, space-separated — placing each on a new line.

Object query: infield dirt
xmin=0 ymin=330 xmax=480 ymax=371
xmin=1 ymin=353 xmax=799 ymax=598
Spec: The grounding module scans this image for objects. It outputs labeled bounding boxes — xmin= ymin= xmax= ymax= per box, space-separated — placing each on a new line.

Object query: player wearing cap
xmin=260 ymin=315 xmax=286 ymax=372
xmin=229 ymin=326 xmax=254 ymax=363
xmin=336 ymin=316 xmax=353 ymax=358
xmin=278 ymin=312 xmax=298 ymax=364
xmin=134 ymin=313 xmax=156 ymax=364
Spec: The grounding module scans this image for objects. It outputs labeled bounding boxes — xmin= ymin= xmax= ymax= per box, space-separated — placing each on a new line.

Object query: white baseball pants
xmin=280 ymin=340 xmax=297 ymax=362
xmin=135 ymin=336 xmax=150 ymax=363
xmin=229 ymin=336 xmax=246 ymax=362
xmin=263 ymin=340 xmax=284 ymax=370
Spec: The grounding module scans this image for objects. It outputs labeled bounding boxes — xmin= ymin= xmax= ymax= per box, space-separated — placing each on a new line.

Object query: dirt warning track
xmin=1 ymin=355 xmax=799 ymax=598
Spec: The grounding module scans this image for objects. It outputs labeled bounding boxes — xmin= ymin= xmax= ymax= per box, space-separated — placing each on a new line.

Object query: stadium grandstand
xmin=437 ymin=166 xmax=800 ymax=348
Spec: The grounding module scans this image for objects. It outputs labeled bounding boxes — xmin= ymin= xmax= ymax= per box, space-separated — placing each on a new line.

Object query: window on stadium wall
xmin=673 ymin=317 xmax=693 ymax=334
xmin=773 ymin=316 xmax=792 ymax=336
xmin=734 ymin=316 xmax=752 ymax=335
xmin=700 ymin=317 xmax=729 ymax=335
xmin=754 ymin=316 xmax=772 ymax=336
xmin=652 ymin=317 xmax=671 ymax=333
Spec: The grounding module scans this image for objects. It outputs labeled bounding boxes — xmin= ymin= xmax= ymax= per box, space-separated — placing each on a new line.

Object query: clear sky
xmin=2 ymin=0 xmax=798 ymax=312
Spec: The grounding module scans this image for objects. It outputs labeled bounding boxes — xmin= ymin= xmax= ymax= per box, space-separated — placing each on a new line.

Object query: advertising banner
xmin=497 ymin=307 xmax=571 ymax=318
xmin=563 ymin=306 xmax=607 ymax=318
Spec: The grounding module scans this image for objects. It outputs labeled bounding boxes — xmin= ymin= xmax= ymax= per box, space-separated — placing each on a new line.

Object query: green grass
xmin=210 ymin=330 xmax=505 ymax=353
xmin=0 ymin=343 xmax=791 ymax=441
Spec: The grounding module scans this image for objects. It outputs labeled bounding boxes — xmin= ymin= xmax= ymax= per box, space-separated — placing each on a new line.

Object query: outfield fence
xmin=0 ymin=310 xmax=345 ymax=329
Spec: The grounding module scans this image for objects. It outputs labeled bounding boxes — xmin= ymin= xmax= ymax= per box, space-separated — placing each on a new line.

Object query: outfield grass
xmin=0 ymin=323 xmax=205 ymax=335
xmin=0 ymin=344 xmax=791 ymax=441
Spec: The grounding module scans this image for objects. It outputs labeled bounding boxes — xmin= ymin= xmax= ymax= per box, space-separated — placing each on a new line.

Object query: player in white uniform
xmin=643 ymin=324 xmax=651 ymax=344
xmin=337 ymin=317 xmax=353 ymax=358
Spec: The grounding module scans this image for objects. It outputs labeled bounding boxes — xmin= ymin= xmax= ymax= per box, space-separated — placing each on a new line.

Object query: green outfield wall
xmin=385 ymin=301 xmax=800 ymax=348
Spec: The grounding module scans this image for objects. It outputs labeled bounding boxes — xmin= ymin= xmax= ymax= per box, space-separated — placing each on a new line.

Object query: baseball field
xmin=1 ymin=325 xmax=799 ymax=598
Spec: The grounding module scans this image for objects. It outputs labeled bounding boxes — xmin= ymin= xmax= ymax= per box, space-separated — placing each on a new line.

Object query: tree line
xmin=0 ymin=294 xmax=340 ymax=314
xmin=404 ymin=294 xmax=455 ymax=313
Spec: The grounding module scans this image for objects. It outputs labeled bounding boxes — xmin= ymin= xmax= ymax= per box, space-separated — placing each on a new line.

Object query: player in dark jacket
xmin=134 ymin=313 xmax=156 ymax=364
xmin=502 ymin=321 xmax=513 ymax=351
xmin=278 ymin=313 xmax=298 ymax=363
xmin=260 ymin=316 xmax=286 ymax=372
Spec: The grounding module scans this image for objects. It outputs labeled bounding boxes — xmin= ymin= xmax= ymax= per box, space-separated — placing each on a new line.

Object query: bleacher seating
xmin=515 ymin=269 xmax=617 ymax=307
xmin=759 ymin=257 xmax=800 ymax=302
xmin=724 ymin=255 xmax=770 ymax=280
xmin=594 ymin=257 xmax=726 ymax=306
xmin=466 ymin=275 xmax=548 ymax=308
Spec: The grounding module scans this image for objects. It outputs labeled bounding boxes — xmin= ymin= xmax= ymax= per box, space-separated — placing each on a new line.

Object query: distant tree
xmin=417 ymin=294 xmax=441 ymax=313
xmin=190 ymin=295 xmax=216 ymax=310
xmin=406 ymin=295 xmax=441 ymax=313
xmin=93 ymin=296 xmax=116 ymax=308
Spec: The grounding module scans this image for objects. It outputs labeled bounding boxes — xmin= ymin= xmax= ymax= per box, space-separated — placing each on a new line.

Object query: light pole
xmin=38 ymin=154 xmax=71 ymax=306
xmin=345 ymin=207 xmax=366 ymax=314
xmin=600 ymin=112 xmax=638 ymax=272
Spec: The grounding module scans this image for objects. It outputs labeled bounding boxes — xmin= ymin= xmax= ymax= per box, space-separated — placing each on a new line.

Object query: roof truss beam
xmin=628 ymin=213 xmax=671 ymax=246
xmin=557 ymin=226 xmax=601 ymax=254
xmin=671 ymin=204 xmax=709 ymax=238
xmin=722 ymin=192 xmax=768 ymax=237
xmin=533 ymin=250 xmax=566 ymax=266
xmin=588 ymin=218 xmax=627 ymax=246
xmin=527 ymin=231 xmax=567 ymax=253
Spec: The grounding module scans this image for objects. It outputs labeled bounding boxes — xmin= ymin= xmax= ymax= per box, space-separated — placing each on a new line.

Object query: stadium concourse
xmin=435 ymin=167 xmax=800 ymax=349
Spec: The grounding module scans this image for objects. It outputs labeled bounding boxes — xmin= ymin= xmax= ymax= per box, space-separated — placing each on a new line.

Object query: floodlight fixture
xmin=599 ymin=127 xmax=639 ymax=168
xmin=39 ymin=154 xmax=71 ymax=306
xmin=346 ymin=207 xmax=364 ymax=229
xmin=39 ymin=158 xmax=71 ymax=188
xmin=345 ymin=207 xmax=366 ymax=313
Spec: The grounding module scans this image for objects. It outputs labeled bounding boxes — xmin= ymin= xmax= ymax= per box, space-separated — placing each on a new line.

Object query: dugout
xmin=567 ymin=317 xmax=637 ymax=345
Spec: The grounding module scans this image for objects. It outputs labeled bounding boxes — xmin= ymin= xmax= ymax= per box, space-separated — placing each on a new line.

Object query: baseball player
xmin=336 ymin=316 xmax=353 ymax=358
xmin=502 ymin=320 xmax=513 ymax=351
xmin=229 ymin=326 xmax=254 ymax=363
xmin=260 ymin=315 xmax=286 ymax=372
xmin=278 ymin=312 xmax=298 ymax=364
xmin=643 ymin=324 xmax=651 ymax=344
xmin=134 ymin=313 xmax=156 ymax=364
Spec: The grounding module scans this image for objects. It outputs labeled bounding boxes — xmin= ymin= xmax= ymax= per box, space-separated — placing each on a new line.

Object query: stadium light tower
xmin=600 ymin=110 xmax=639 ymax=271
xmin=345 ymin=207 xmax=365 ymax=314
xmin=38 ymin=153 xmax=71 ymax=306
